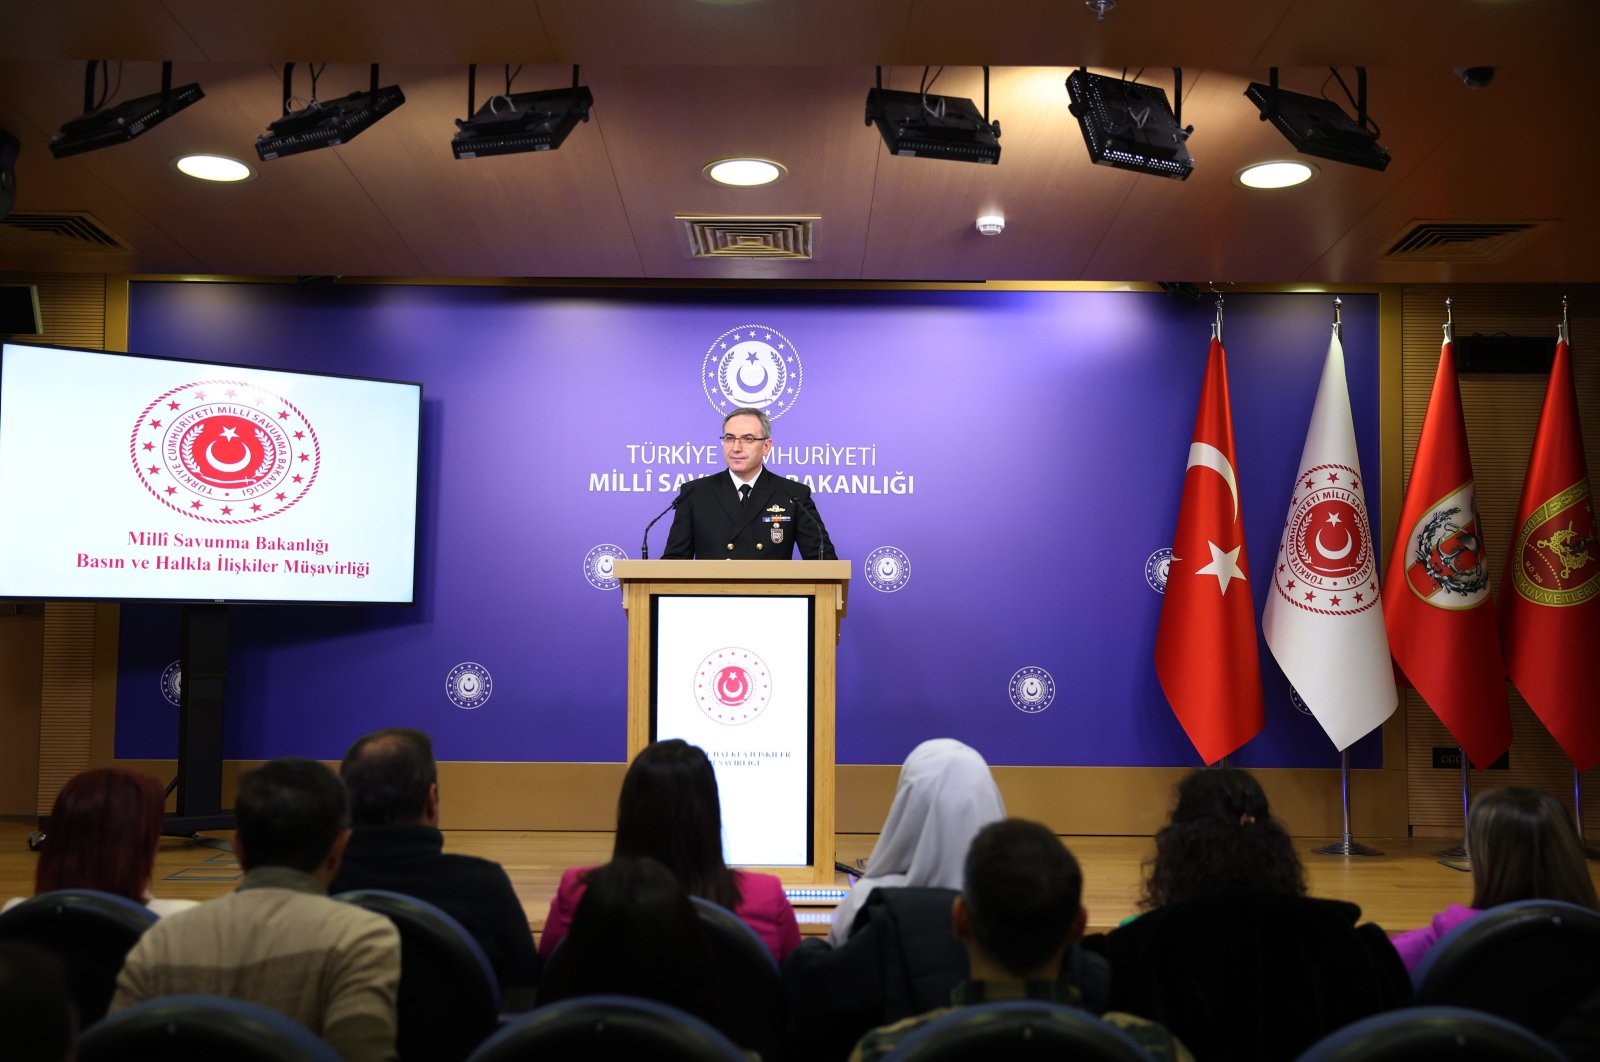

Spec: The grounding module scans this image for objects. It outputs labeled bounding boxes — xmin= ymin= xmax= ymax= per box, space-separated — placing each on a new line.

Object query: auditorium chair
xmin=336 ymin=889 xmax=501 ymax=1061
xmin=0 ymin=888 xmax=156 ymax=1025
xmin=77 ymin=993 xmax=341 ymax=1061
xmin=466 ymin=994 xmax=747 ymax=1061
xmin=690 ymin=895 xmax=786 ymax=1061
xmin=1294 ymin=1005 xmax=1566 ymax=1061
xmin=1412 ymin=899 xmax=1600 ymax=1038
xmin=878 ymin=1000 xmax=1153 ymax=1061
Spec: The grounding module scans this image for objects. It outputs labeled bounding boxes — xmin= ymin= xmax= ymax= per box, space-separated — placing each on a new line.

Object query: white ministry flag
xmin=1263 ymin=329 xmax=1397 ymax=749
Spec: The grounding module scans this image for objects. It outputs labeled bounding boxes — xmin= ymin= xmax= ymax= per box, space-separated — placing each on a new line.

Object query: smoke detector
xmin=976 ymin=214 xmax=1005 ymax=236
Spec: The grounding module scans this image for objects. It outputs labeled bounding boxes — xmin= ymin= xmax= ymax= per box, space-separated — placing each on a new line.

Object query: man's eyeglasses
xmin=719 ymin=434 xmax=769 ymax=445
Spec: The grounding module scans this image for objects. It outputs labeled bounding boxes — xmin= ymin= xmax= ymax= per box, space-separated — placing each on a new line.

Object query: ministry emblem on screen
xmin=131 ymin=380 xmax=320 ymax=523
xmin=694 ymin=647 xmax=773 ymax=725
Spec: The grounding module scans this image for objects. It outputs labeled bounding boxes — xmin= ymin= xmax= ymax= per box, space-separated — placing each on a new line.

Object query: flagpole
xmin=1312 ymin=747 xmax=1384 ymax=856
xmin=1432 ymin=753 xmax=1470 ymax=861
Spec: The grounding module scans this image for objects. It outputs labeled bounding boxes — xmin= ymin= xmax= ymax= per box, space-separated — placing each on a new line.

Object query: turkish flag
xmin=1155 ymin=337 xmax=1266 ymax=764
xmin=1383 ymin=326 xmax=1511 ymax=768
xmin=1501 ymin=323 xmax=1600 ymax=770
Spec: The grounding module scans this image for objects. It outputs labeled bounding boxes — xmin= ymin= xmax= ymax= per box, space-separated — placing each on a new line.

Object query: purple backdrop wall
xmin=115 ymin=283 xmax=1384 ymax=769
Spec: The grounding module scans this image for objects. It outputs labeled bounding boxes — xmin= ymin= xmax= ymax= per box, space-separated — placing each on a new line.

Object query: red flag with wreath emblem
xmin=1383 ymin=324 xmax=1511 ymax=768
xmin=1501 ymin=321 xmax=1600 ymax=771
xmin=1155 ymin=337 xmax=1266 ymax=764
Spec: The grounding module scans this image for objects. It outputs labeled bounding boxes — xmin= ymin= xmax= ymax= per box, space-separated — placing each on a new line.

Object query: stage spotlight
xmin=865 ymin=66 xmax=1001 ymax=165
xmin=49 ymin=62 xmax=204 ymax=159
xmin=452 ymin=65 xmax=593 ymax=159
xmin=255 ymin=64 xmax=405 ymax=162
xmin=1065 ymin=68 xmax=1193 ymax=180
xmin=1245 ymin=68 xmax=1390 ymax=172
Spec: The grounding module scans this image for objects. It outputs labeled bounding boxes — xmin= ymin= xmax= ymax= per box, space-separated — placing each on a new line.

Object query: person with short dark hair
xmin=540 ymin=739 xmax=800 ymax=961
xmin=1390 ymin=786 xmax=1600 ymax=973
xmin=849 ymin=819 xmax=1191 ymax=1062
xmin=4 ymin=767 xmax=196 ymax=917
xmin=111 ymin=758 xmax=400 ymax=1062
xmin=330 ymin=727 xmax=540 ymax=993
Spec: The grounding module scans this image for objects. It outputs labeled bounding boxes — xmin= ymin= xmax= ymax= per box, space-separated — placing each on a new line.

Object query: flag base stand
xmin=1430 ymin=843 xmax=1467 ymax=860
xmin=1430 ymin=754 xmax=1471 ymax=861
xmin=1311 ymin=749 xmax=1383 ymax=857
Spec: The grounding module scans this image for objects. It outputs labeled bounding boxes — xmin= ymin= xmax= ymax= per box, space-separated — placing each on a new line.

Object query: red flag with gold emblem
xmin=1383 ymin=324 xmax=1511 ymax=768
xmin=1501 ymin=320 xmax=1600 ymax=770
xmin=1155 ymin=336 xmax=1266 ymax=764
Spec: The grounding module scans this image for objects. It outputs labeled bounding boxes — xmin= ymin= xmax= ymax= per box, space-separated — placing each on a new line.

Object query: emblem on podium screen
xmin=445 ymin=662 xmax=493 ymax=710
xmin=131 ymin=380 xmax=320 ymax=524
xmin=583 ymin=543 xmax=628 ymax=590
xmin=702 ymin=324 xmax=801 ymax=418
xmin=694 ymin=647 xmax=772 ymax=725
xmin=160 ymin=660 xmax=183 ymax=707
xmin=1008 ymin=666 xmax=1056 ymax=714
xmin=864 ymin=545 xmax=911 ymax=593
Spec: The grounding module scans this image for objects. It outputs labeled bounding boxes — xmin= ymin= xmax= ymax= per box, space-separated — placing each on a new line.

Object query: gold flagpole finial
xmin=1213 ymin=294 xmax=1224 ymax=343
xmin=1333 ymin=296 xmax=1342 ymax=336
xmin=1563 ymin=294 xmax=1570 ymax=329
xmin=1444 ymin=297 xmax=1453 ymax=332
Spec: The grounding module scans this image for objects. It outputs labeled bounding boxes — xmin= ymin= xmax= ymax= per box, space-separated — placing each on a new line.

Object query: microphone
xmin=641 ymin=483 xmax=695 ymax=559
xmin=788 ymin=494 xmax=832 ymax=562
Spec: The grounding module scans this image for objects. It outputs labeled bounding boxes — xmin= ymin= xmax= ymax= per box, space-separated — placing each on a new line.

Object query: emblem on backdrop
xmin=1402 ymin=485 xmax=1490 ymax=608
xmin=160 ymin=660 xmax=183 ymax=707
xmin=132 ymin=380 xmax=320 ymax=524
xmin=445 ymin=662 xmax=493 ymax=710
xmin=702 ymin=324 xmax=801 ymax=418
xmin=1144 ymin=548 xmax=1172 ymax=594
xmin=864 ymin=545 xmax=912 ymax=593
xmin=1273 ymin=463 xmax=1380 ymax=616
xmin=693 ymin=647 xmax=772 ymax=725
xmin=1008 ymin=666 xmax=1056 ymax=714
xmin=583 ymin=543 xmax=628 ymax=591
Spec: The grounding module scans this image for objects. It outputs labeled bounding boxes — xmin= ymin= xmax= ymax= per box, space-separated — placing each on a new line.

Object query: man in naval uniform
xmin=662 ymin=407 xmax=837 ymax=560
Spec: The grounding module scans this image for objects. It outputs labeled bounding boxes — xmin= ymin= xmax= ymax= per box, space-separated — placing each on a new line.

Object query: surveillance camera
xmin=1453 ymin=66 xmax=1494 ymax=89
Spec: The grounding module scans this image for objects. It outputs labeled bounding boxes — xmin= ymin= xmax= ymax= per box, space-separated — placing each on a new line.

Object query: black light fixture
xmin=1065 ymin=67 xmax=1193 ymax=180
xmin=1245 ymin=68 xmax=1390 ymax=172
xmin=49 ymin=62 xmax=204 ymax=159
xmin=865 ymin=66 xmax=1001 ymax=164
xmin=255 ymin=64 xmax=405 ymax=162
xmin=452 ymin=65 xmax=593 ymax=159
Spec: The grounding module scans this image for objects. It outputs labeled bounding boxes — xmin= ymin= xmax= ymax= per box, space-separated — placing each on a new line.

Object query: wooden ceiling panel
xmin=1257 ymin=0 xmax=1600 ymax=67
xmin=594 ymin=66 xmax=880 ymax=279
xmin=0 ymin=3 xmax=205 ymax=63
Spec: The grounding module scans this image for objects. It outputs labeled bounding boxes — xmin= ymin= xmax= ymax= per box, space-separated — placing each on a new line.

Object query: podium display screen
xmin=651 ymin=594 xmax=814 ymax=867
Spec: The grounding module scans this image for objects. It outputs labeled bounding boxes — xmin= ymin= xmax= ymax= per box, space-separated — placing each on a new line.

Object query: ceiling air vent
xmin=1382 ymin=221 xmax=1541 ymax=263
xmin=0 ymin=211 xmax=128 ymax=254
xmin=677 ymin=215 xmax=817 ymax=259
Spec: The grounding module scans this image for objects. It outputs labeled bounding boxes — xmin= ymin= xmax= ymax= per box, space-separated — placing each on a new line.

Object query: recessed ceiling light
xmin=704 ymin=158 xmax=786 ymax=187
xmin=1236 ymin=160 xmax=1316 ymax=189
xmin=174 ymin=154 xmax=254 ymax=183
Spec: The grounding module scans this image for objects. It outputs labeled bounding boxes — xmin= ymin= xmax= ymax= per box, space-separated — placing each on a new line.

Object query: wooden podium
xmin=613 ymin=559 xmax=850 ymax=884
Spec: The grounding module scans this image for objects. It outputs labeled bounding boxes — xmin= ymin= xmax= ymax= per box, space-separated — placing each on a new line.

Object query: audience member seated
xmin=0 ymin=940 xmax=77 ymax=1062
xmin=111 ymin=758 xmax=401 ymax=1062
xmin=828 ymin=738 xmax=1006 ymax=946
xmin=539 ymin=856 xmax=721 ymax=1027
xmin=785 ymin=883 xmax=1110 ymax=1062
xmin=848 ymin=818 xmax=1191 ymax=1062
xmin=1390 ymin=786 xmax=1599 ymax=974
xmin=330 ymin=727 xmax=540 ymax=998
xmin=4 ymin=767 xmax=197 ymax=917
xmin=540 ymin=739 xmax=800 ymax=963
xmin=1085 ymin=767 xmax=1410 ymax=1061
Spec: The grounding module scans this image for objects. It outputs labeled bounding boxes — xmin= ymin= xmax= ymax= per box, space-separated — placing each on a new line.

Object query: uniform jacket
xmin=662 ymin=469 xmax=836 ymax=560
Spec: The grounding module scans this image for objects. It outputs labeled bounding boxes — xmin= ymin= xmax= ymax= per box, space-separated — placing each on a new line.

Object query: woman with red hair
xmin=4 ymin=768 xmax=197 ymax=916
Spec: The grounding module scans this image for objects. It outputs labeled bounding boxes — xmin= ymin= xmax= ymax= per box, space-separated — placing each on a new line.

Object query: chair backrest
xmin=78 ymin=993 xmax=341 ymax=1062
xmin=689 ymin=895 xmax=785 ymax=1060
xmin=467 ymin=994 xmax=747 ymax=1062
xmin=1294 ymin=1005 xmax=1568 ymax=1062
xmin=335 ymin=889 xmax=501 ymax=1062
xmin=0 ymin=888 xmax=157 ymax=1026
xmin=1412 ymin=899 xmax=1600 ymax=1037
xmin=881 ymin=1000 xmax=1153 ymax=1062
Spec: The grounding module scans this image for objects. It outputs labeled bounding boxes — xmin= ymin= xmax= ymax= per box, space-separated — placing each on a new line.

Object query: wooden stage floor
xmin=7 ymin=819 xmax=1595 ymax=939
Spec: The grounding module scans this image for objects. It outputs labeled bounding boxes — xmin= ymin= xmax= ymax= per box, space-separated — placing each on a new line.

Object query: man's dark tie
xmin=738 ymin=484 xmax=751 ymax=506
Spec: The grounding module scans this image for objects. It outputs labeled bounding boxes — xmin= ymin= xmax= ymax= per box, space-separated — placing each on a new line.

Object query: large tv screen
xmin=0 ymin=342 xmax=422 ymax=604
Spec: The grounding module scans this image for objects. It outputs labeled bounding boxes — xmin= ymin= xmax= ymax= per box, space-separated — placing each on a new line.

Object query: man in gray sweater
xmin=112 ymin=758 xmax=400 ymax=1062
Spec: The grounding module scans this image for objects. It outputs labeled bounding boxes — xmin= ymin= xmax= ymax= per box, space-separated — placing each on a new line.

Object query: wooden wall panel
xmin=1400 ymin=284 xmax=1600 ymax=837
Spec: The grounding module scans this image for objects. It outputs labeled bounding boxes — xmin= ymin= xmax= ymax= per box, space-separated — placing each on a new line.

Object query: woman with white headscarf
xmin=827 ymin=738 xmax=1006 ymax=945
